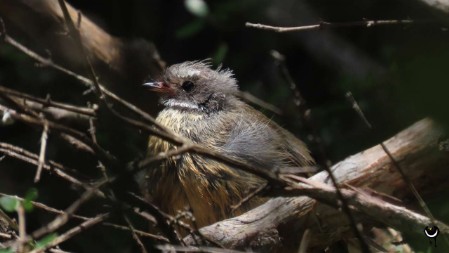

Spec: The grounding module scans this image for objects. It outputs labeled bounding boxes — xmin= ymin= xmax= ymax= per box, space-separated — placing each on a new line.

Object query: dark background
xmin=1 ymin=0 xmax=449 ymax=252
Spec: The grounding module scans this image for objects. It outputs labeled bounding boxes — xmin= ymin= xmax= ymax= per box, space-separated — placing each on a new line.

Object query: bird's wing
xmin=218 ymin=104 xmax=315 ymax=174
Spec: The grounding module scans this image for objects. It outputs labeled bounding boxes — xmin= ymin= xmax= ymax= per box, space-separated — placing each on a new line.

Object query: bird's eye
xmin=181 ymin=81 xmax=195 ymax=92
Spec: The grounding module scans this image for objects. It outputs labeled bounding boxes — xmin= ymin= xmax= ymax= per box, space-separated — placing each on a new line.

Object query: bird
xmin=142 ymin=60 xmax=314 ymax=230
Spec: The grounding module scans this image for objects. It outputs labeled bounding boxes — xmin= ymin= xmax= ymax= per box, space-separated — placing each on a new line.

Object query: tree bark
xmin=185 ymin=118 xmax=449 ymax=250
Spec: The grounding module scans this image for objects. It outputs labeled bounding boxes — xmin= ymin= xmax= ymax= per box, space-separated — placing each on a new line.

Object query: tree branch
xmin=184 ymin=118 xmax=449 ymax=250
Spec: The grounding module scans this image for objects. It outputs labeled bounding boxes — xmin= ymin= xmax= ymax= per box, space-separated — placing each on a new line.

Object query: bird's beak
xmin=142 ymin=81 xmax=172 ymax=93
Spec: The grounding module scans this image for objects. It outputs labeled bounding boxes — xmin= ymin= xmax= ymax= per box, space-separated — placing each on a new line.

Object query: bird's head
xmin=143 ymin=61 xmax=238 ymax=113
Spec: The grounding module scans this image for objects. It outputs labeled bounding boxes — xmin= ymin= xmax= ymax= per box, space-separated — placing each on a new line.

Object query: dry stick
xmin=236 ymin=91 xmax=282 ymax=115
xmin=0 ymin=143 xmax=99 ymax=196
xmin=0 ymin=208 xmax=18 ymax=232
xmin=2 ymin=15 xmax=310 ymax=244
xmin=0 ymin=193 xmax=166 ymax=242
xmin=28 ymin=213 xmax=109 ymax=253
xmin=61 ymin=4 xmax=186 ymax=146
xmin=56 ymin=6 xmax=160 ymax=251
xmin=2 ymin=135 xmax=251 ymax=245
xmin=127 ymin=192 xmax=183 ymax=245
xmin=230 ymin=182 xmax=268 ymax=211
xmin=0 ymin=142 xmax=170 ymax=246
xmin=129 ymin=192 xmax=225 ymax=248
xmin=0 ymin=86 xmax=98 ymax=157
xmin=272 ymin=52 xmax=371 ymax=253
xmin=0 ymin=232 xmax=12 ymax=240
xmin=246 ymin=19 xmax=415 ymax=33
xmin=58 ymin=0 xmax=175 ymax=148
xmin=35 ymin=122 xmax=49 ymax=182
xmin=17 ymin=204 xmax=26 ymax=253
xmin=87 ymin=103 xmax=98 ymax=143
xmin=57 ymin=0 xmax=104 ymax=100
xmin=122 ymin=215 xmax=148 ymax=253
xmin=30 ymin=186 xmax=102 ymax=240
xmin=0 ymin=104 xmax=117 ymax=168
xmin=0 ymin=26 xmax=182 ymax=146
xmin=132 ymin=208 xmax=204 ymax=245
xmin=0 ymin=85 xmax=96 ymax=118
xmin=298 ymin=229 xmax=311 ymax=253
xmin=282 ymin=175 xmax=449 ymax=234
xmin=345 ymin=92 xmax=447 ymax=244
xmin=137 ymin=144 xmax=279 ymax=184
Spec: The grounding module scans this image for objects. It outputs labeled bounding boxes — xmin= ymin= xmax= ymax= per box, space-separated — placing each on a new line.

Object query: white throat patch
xmin=163 ymin=99 xmax=199 ymax=110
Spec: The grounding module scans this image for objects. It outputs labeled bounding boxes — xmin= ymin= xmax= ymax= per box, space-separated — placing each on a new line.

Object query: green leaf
xmin=0 ymin=248 xmax=14 ymax=253
xmin=23 ymin=188 xmax=38 ymax=212
xmin=184 ymin=0 xmax=209 ymax=17
xmin=0 ymin=196 xmax=18 ymax=212
xmin=35 ymin=233 xmax=57 ymax=249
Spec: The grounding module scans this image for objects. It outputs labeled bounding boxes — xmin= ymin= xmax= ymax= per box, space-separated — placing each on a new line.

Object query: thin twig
xmin=122 ymin=215 xmax=148 ymax=253
xmin=237 ymin=91 xmax=282 ymax=115
xmin=0 ymin=104 xmax=117 ymax=167
xmin=0 ymin=142 xmax=99 ymax=196
xmin=0 ymin=28 xmax=182 ymax=145
xmin=282 ymin=174 xmax=449 ymax=236
xmin=17 ymin=204 xmax=26 ymax=253
xmin=127 ymin=192 xmax=183 ymax=245
xmin=28 ymin=213 xmax=109 ymax=253
xmin=35 ymin=121 xmax=49 ymax=183
xmin=30 ymin=182 xmax=105 ymax=240
xmin=57 ymin=0 xmax=104 ymax=100
xmin=0 ymin=86 xmax=95 ymax=117
xmin=0 ymin=193 xmax=167 ymax=242
xmin=345 ymin=91 xmax=444 ymax=243
xmin=272 ymin=52 xmax=371 ymax=252
xmin=0 ymin=85 xmax=96 ymax=118
xmin=230 ymin=182 xmax=268 ymax=211
xmin=246 ymin=19 xmax=415 ymax=33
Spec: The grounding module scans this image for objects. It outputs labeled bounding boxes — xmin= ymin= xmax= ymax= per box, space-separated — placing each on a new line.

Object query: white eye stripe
xmin=163 ymin=99 xmax=199 ymax=110
xmin=178 ymin=69 xmax=200 ymax=78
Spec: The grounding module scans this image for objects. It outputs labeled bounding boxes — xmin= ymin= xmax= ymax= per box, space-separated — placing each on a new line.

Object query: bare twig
xmin=28 ymin=213 xmax=109 ymax=253
xmin=345 ymin=91 xmax=444 ymax=243
xmin=282 ymin=174 xmax=449 ymax=235
xmin=272 ymin=52 xmax=371 ymax=252
xmin=0 ymin=85 xmax=96 ymax=118
xmin=0 ymin=142 xmax=99 ymax=196
xmin=17 ymin=204 xmax=26 ymax=253
xmin=0 ymin=193 xmax=167 ymax=242
xmin=298 ymin=229 xmax=311 ymax=253
xmin=0 ymin=27 xmax=184 ymax=148
xmin=122 ymin=215 xmax=148 ymax=253
xmin=246 ymin=19 xmax=415 ymax=33
xmin=0 ymin=104 xmax=117 ymax=167
xmin=237 ymin=91 xmax=282 ymax=115
xmin=57 ymin=0 xmax=104 ymax=100
xmin=35 ymin=121 xmax=49 ymax=183
xmin=230 ymin=182 xmax=268 ymax=211
xmin=30 ymin=180 xmax=108 ymax=241
xmin=127 ymin=192 xmax=183 ymax=245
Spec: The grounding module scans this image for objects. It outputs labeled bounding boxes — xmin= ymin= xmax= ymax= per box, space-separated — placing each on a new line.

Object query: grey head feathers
xmin=160 ymin=61 xmax=238 ymax=113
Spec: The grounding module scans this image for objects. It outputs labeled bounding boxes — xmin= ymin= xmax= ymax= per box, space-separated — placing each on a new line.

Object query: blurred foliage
xmin=1 ymin=0 xmax=449 ymax=252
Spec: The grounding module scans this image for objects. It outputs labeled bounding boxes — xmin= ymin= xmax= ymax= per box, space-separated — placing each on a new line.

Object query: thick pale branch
xmin=0 ymin=0 xmax=165 ymax=80
xmin=185 ymin=118 xmax=449 ymax=249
